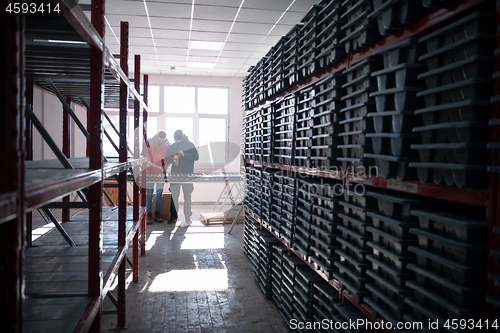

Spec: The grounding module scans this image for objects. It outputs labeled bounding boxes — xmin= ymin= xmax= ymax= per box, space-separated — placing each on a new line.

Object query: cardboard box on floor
xmin=153 ymin=193 xmax=172 ymax=220
xmin=140 ymin=192 xmax=172 ymax=220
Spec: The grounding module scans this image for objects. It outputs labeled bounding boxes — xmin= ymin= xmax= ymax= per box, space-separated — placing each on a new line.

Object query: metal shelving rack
xmin=243 ymin=0 xmax=500 ymax=326
xmin=1 ymin=0 xmax=150 ymax=332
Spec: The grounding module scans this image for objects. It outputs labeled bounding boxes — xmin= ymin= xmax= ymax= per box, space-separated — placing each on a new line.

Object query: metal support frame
xmin=25 ymin=105 xmax=89 ymax=203
xmin=141 ymin=74 xmax=148 ymax=256
xmin=45 ymin=78 xmax=90 ymax=141
xmin=37 ymin=208 xmax=76 ymax=247
xmin=78 ymin=96 xmax=132 ymax=158
xmin=62 ymin=96 xmax=71 ymax=222
xmin=117 ymin=20 xmax=129 ymax=329
xmin=227 ymin=204 xmax=244 ymax=235
xmin=43 ymin=202 xmax=89 ymax=209
xmin=25 ymin=105 xmax=73 ymax=169
xmin=133 ymin=54 xmax=140 ymax=282
xmin=85 ymin=0 xmax=105 ymax=331
xmin=0 ymin=10 xmax=25 ymax=333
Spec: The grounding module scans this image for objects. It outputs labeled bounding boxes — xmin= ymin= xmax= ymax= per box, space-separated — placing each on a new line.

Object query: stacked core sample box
xmin=410 ymin=11 xmax=496 ymax=188
xmin=365 ymin=38 xmax=425 ymax=181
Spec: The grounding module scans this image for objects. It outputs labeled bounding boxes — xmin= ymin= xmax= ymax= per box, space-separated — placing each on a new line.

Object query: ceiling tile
xmin=152 ymin=29 xmax=190 ymax=40
xmin=146 ymin=2 xmax=192 ymax=19
xmin=189 ymin=31 xmax=227 ymax=42
xmin=86 ymin=0 xmax=321 ymax=76
xmin=154 ymin=38 xmax=189 ymax=48
xmin=191 ymin=19 xmax=233 ymax=33
xmin=106 ymin=1 xmax=146 ymax=16
xmin=230 ymin=22 xmax=274 ymax=35
xmin=242 ymin=0 xmax=297 ymax=11
xmin=219 ymin=49 xmax=254 ymax=59
xmin=155 ymin=48 xmax=188 ymax=56
xmin=187 ymin=49 xmax=219 ymax=57
xmin=129 ymin=37 xmax=154 ymax=47
xmin=194 ymin=0 xmax=241 ymax=7
xmin=237 ymin=8 xmax=283 ymax=24
xmin=193 ymin=5 xmax=239 ymax=21
xmin=156 ymin=55 xmax=187 ymax=62
xmin=127 ymin=28 xmax=154 ymax=38
xmin=105 ymin=14 xmax=150 ymax=29
xmin=226 ymin=33 xmax=267 ymax=44
xmin=149 ymin=17 xmax=191 ymax=31
xmin=223 ymin=42 xmax=272 ymax=53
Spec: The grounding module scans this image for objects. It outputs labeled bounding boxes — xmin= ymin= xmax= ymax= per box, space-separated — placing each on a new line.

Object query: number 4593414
xmin=444 ymin=319 xmax=498 ymax=330
xmin=6 ymin=3 xmax=60 ymax=14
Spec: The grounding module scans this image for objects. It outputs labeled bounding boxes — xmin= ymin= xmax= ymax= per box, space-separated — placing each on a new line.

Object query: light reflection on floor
xmin=179 ymin=222 xmax=225 ymax=249
xmin=148 ymin=269 xmax=228 ymax=292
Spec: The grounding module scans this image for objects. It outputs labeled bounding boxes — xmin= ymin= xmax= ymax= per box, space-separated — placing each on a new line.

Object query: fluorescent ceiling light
xmin=189 ymin=41 xmax=224 ymax=50
xmin=47 ymin=39 xmax=86 ymax=44
xmin=187 ymin=62 xmax=215 ymax=69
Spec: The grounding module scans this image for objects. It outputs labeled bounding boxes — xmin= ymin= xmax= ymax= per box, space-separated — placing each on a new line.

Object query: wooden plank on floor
xmin=200 ymin=210 xmax=243 ymax=225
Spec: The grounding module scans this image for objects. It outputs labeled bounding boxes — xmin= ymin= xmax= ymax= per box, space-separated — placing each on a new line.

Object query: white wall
xmin=32 ymin=86 xmax=87 ymax=160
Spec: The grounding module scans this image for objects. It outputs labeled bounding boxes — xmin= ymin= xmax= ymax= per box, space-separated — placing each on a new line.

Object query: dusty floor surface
xmin=97 ymin=204 xmax=290 ymax=333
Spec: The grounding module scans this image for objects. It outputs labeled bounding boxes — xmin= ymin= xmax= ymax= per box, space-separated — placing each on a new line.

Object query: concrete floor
xmin=100 ymin=204 xmax=291 ymax=333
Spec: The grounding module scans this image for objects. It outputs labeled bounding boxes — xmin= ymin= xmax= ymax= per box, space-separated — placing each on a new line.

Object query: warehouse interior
xmin=1 ymin=0 xmax=500 ymax=332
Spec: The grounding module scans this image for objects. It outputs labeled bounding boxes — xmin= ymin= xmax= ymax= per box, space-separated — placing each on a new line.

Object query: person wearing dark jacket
xmin=142 ymin=131 xmax=177 ymax=224
xmin=166 ymin=130 xmax=199 ymax=224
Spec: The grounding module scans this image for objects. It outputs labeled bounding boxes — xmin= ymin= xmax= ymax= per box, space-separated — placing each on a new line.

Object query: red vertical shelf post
xmin=141 ymin=74 xmax=148 ymax=256
xmin=87 ymin=0 xmax=105 ymax=331
xmin=117 ymin=20 xmax=129 ymax=328
xmin=62 ymin=96 xmax=71 ymax=222
xmin=0 ymin=9 xmax=25 ymax=333
xmin=25 ymin=77 xmax=34 ymax=247
xmin=133 ymin=54 xmax=140 ymax=281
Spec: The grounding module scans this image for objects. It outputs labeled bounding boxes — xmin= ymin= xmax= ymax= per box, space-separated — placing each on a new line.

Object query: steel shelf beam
xmin=25 ymin=158 xmax=142 ymax=212
xmin=0 ymin=192 xmax=17 ymax=225
xmin=246 ymin=159 xmax=489 ymax=207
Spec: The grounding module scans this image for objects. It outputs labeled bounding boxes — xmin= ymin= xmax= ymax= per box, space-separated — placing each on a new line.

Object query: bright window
xmin=147 ymin=85 xmax=160 ymax=114
xmin=199 ymin=118 xmax=226 ymax=145
xmin=198 ymin=88 xmax=228 ymax=115
xmin=164 ymin=86 xmax=195 ymax=114
xmin=164 ymin=117 xmax=193 ymax=143
xmin=162 ymin=85 xmax=229 ymax=170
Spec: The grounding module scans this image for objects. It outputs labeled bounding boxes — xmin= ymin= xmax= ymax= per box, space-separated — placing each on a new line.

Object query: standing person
xmin=166 ymin=130 xmax=199 ymax=225
xmin=142 ymin=131 xmax=177 ymax=224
